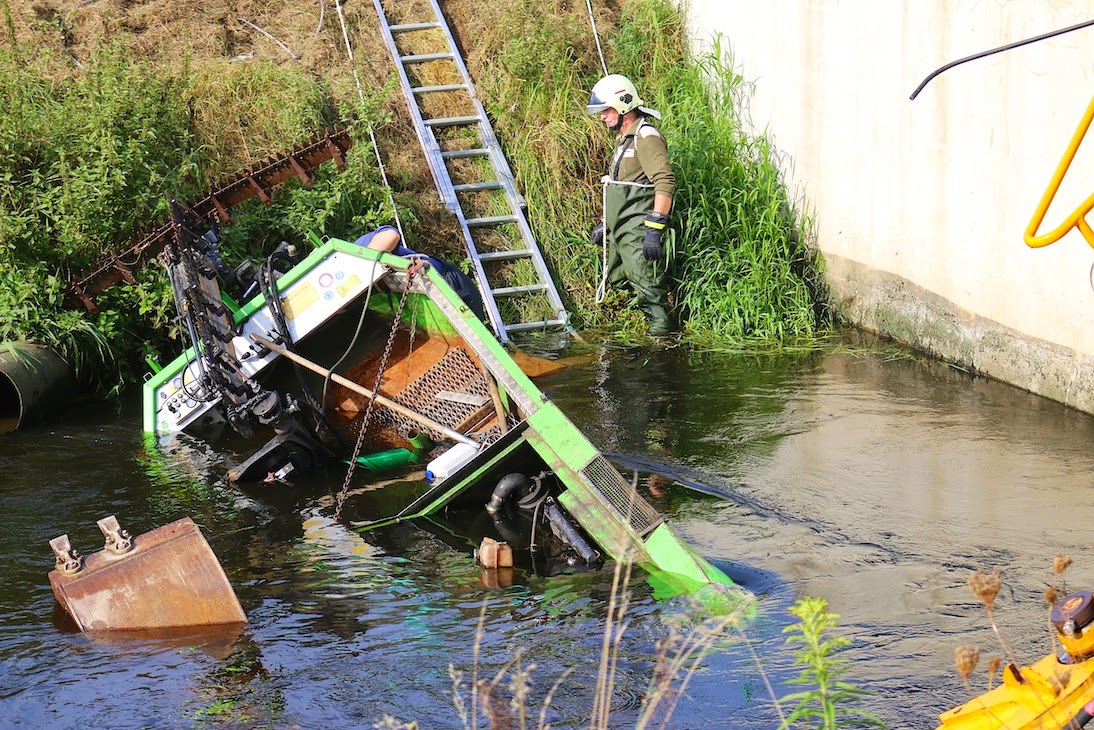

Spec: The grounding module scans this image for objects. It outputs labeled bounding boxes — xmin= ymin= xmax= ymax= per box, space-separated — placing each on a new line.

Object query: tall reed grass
xmin=0 ymin=41 xmax=386 ymax=383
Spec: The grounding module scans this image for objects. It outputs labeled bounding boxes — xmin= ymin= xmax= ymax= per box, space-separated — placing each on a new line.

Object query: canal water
xmin=3 ymin=335 xmax=1094 ymax=729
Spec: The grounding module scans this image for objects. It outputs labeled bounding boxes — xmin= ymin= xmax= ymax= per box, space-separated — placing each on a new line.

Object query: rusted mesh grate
xmin=378 ymin=347 xmax=492 ymax=441
xmin=580 ymin=456 xmax=662 ymax=537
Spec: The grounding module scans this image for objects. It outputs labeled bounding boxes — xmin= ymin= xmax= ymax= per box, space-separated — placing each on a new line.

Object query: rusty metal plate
xmin=49 ymin=517 xmax=246 ymax=632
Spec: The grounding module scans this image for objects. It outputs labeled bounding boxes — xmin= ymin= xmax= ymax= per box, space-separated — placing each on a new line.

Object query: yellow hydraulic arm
xmin=1025 ymin=94 xmax=1094 ymax=249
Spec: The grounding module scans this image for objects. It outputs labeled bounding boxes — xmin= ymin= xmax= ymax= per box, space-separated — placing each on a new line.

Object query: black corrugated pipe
xmin=485 ymin=473 xmax=533 ymax=515
xmin=0 ymin=343 xmax=77 ymax=435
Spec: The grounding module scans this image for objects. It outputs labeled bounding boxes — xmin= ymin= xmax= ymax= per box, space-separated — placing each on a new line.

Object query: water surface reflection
xmin=2 ymin=339 xmax=1092 ymax=727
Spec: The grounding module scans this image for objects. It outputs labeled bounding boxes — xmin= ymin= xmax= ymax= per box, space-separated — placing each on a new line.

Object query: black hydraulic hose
xmin=910 ymin=17 xmax=1094 ymax=100
xmin=259 ymin=252 xmax=343 ymax=450
xmin=490 ymin=511 xmax=524 ymax=546
xmin=485 ymin=473 xmax=533 ymax=515
xmin=320 ymin=257 xmax=381 ymax=412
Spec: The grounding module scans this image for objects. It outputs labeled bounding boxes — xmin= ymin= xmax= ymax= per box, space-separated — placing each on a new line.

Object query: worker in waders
xmin=586 ymin=74 xmax=675 ymax=337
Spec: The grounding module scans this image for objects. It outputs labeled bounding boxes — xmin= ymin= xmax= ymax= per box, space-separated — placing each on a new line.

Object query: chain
xmin=333 ymin=264 xmax=420 ymax=521
xmin=404 ymin=296 xmax=417 ymax=391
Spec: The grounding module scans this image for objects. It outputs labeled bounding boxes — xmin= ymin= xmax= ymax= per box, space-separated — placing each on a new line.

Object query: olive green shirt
xmin=607 ymin=118 xmax=675 ymax=198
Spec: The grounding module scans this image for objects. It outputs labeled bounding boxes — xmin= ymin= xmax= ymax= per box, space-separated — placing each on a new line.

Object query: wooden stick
xmin=483 ymin=370 xmax=508 ymax=430
xmin=250 ymin=333 xmax=477 ymax=447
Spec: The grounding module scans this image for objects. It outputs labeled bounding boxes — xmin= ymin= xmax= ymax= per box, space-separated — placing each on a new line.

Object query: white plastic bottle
xmin=424 ymin=442 xmax=480 ymax=484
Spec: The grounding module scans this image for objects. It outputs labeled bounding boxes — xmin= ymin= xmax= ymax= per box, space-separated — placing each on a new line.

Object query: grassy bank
xmin=0 ymin=0 xmax=825 ymax=388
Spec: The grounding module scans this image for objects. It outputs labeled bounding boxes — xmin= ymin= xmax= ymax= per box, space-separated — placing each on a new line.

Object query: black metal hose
xmin=910 ymin=17 xmax=1094 ymax=100
xmin=544 ymin=502 xmax=600 ymax=565
xmin=485 ymin=473 xmax=533 ymax=515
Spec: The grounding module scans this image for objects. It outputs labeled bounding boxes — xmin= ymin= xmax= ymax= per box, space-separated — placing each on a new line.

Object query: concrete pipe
xmin=0 ymin=342 xmax=77 ymax=435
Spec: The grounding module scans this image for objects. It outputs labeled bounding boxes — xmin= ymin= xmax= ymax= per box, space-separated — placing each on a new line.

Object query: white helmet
xmin=586 ymin=74 xmax=660 ymax=119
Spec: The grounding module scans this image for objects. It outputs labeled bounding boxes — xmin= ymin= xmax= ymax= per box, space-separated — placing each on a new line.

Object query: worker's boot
xmin=642 ymin=302 xmax=675 ymax=338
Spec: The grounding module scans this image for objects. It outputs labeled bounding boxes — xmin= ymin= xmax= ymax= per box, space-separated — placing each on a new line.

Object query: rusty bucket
xmin=48 ymin=516 xmax=246 ymax=632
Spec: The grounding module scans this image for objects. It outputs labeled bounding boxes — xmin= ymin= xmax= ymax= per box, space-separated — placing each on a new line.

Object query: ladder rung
xmin=453 ymin=181 xmax=502 ymax=193
xmin=424 ymin=115 xmax=482 ymax=127
xmin=400 ymin=52 xmax=455 ymax=63
xmin=478 ymin=249 xmax=532 ymax=261
xmin=491 ymin=284 xmax=547 ymax=296
xmin=412 ymin=84 xmax=467 ymax=94
xmin=466 ymin=214 xmax=518 ymax=228
xmin=504 ymin=318 xmax=568 ymax=333
xmin=441 ymin=148 xmax=490 ymax=159
xmin=389 ymin=22 xmax=441 ymax=32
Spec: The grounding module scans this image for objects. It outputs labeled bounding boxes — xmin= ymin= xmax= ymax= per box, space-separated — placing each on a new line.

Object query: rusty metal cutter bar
xmin=68 ymin=129 xmax=353 ymax=312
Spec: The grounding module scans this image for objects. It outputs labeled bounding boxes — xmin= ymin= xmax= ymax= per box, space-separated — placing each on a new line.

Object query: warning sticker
xmin=336 ymin=274 xmax=362 ymax=299
xmin=281 ymin=281 xmax=319 ymax=322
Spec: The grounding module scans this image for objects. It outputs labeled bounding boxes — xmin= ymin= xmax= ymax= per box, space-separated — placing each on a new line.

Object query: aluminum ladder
xmin=370 ymin=0 xmax=569 ymax=342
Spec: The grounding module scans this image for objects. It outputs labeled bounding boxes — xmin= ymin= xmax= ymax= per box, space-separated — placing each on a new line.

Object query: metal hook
xmin=49 ymin=534 xmax=84 ymax=575
xmin=97 ymin=515 xmax=133 ymax=555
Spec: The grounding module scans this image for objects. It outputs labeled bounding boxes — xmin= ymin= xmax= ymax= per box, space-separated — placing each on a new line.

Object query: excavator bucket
xmin=48 ymin=516 xmax=246 ymax=632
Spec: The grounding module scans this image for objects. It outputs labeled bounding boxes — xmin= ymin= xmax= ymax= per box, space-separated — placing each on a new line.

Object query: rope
xmin=332 ymin=0 xmax=404 ymax=239
xmin=584 ymin=0 xmax=608 ymax=76
xmin=595 ymin=181 xmax=609 ymax=304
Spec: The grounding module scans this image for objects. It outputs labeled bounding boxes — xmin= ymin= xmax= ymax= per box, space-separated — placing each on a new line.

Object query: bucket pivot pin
xmin=49 ymin=534 xmax=83 ymax=575
xmin=97 ymin=515 xmax=133 ymax=555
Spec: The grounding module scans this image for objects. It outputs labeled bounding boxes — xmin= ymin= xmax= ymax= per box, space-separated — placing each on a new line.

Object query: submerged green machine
xmin=144 ymin=233 xmax=740 ymax=600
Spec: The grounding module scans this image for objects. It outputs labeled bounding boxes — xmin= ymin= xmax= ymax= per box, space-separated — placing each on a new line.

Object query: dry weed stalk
xmin=591 ymin=545 xmax=636 ymax=729
xmin=986 ymin=655 xmax=1001 ymax=691
xmin=735 ymin=628 xmax=789 ymax=727
xmin=449 ymin=664 xmax=470 ymax=729
xmin=954 ymin=645 xmax=980 ymax=696
xmin=968 ymin=568 xmax=1020 ymax=669
xmin=1045 ymin=586 xmax=1060 ymax=660
xmin=635 ymin=610 xmax=741 ymax=729
xmin=535 ymin=667 xmax=574 ymax=730
xmin=1054 ymin=553 xmax=1073 ymax=579
xmin=374 ymin=716 xmax=419 ymax=730
xmin=957 ymin=566 xmax=1064 ymax=727
xmin=1047 ymin=553 xmax=1072 ymax=659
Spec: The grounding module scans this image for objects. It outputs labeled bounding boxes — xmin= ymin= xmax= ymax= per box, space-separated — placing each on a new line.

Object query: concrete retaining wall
xmin=682 ymin=0 xmax=1094 ymax=412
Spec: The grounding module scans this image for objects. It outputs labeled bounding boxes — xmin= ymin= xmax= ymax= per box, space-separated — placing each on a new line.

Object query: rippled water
xmin=3 ymin=335 xmax=1094 ymax=728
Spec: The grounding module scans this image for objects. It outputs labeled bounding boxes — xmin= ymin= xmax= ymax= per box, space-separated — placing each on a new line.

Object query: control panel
xmin=153 ymin=250 xmax=389 ymax=434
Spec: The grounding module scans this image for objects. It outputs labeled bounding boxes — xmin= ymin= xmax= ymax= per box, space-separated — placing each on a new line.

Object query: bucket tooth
xmin=49 ymin=534 xmax=83 ymax=576
xmin=96 ymin=514 xmax=133 ymax=555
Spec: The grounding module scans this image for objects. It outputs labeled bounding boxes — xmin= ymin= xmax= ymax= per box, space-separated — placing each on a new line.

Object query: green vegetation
xmin=0 ymin=0 xmax=826 ymax=389
xmin=0 ymin=40 xmax=398 ymax=384
xmin=778 ymin=597 xmax=883 ymax=729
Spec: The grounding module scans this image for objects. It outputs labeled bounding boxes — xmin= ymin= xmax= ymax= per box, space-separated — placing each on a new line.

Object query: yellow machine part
xmin=1061 ymin=625 xmax=1094 ymax=662
xmin=937 ymin=654 xmax=1094 ymax=729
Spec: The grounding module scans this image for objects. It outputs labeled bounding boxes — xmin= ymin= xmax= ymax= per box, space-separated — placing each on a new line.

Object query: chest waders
xmin=596 ymin=176 xmax=674 ymax=336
